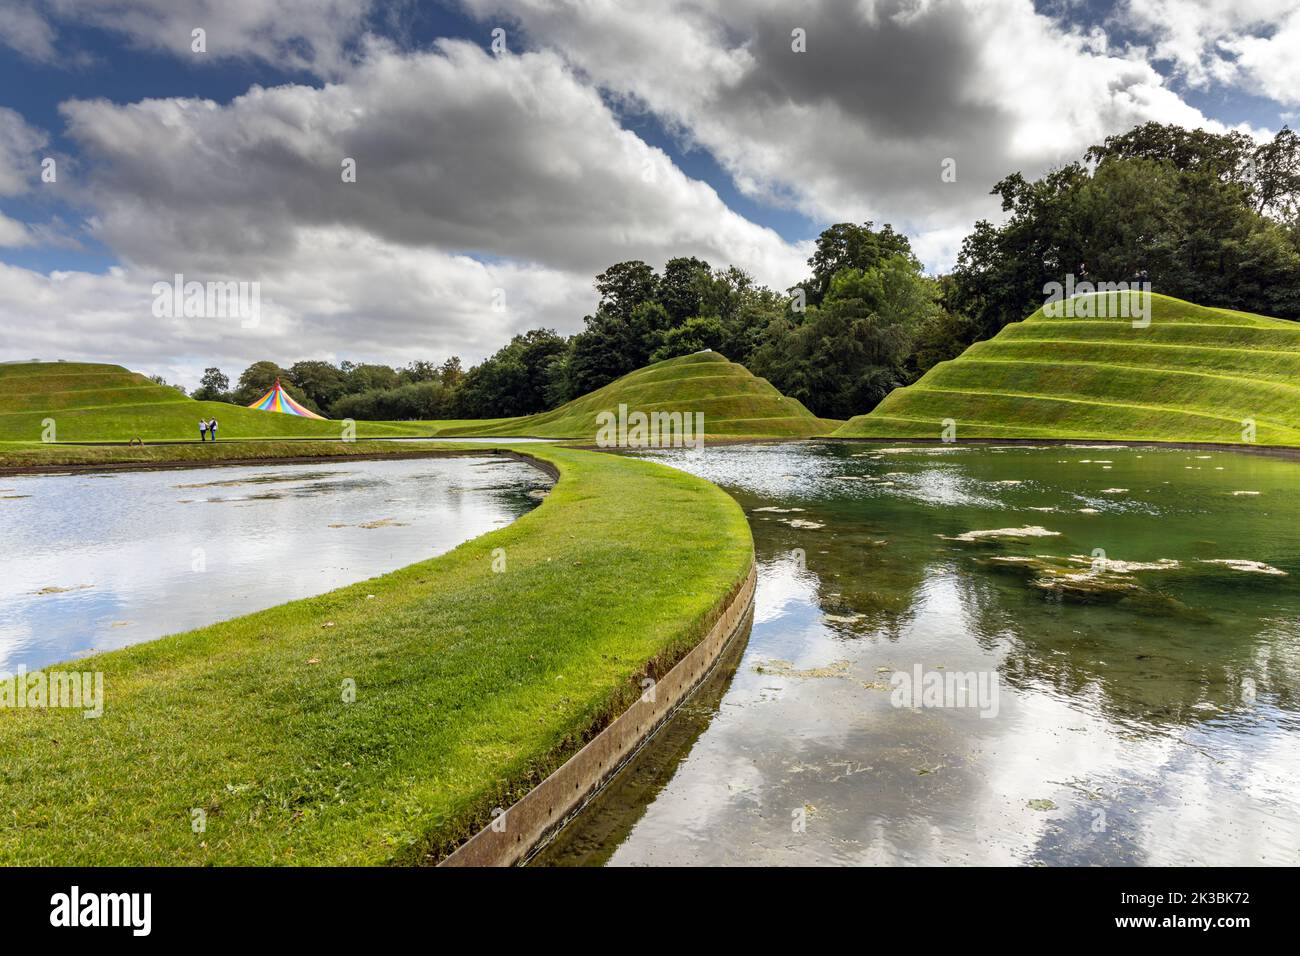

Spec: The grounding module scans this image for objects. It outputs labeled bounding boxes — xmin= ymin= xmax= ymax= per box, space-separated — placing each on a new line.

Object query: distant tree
xmin=803 ymin=222 xmax=916 ymax=306
xmin=332 ymin=381 xmax=455 ymax=421
xmin=650 ymin=315 xmax=725 ymax=362
xmin=1085 ymin=122 xmax=1254 ymax=180
xmin=341 ymin=363 xmax=399 ymax=395
xmin=751 ymin=255 xmax=938 ymax=418
xmin=657 ymin=256 xmax=712 ymax=324
xmin=541 ymin=349 xmax=574 ymax=407
xmin=455 ymin=329 xmax=569 ymax=418
xmin=595 ymin=260 xmax=658 ymax=321
xmin=952 ymin=124 xmax=1300 ymax=334
xmin=1249 ymin=126 xmax=1300 ymax=220
xmin=233 ymin=361 xmax=286 ymax=405
xmin=399 ymin=360 xmax=439 ymax=384
xmin=566 ymin=301 xmax=672 ymax=395
xmin=288 ymin=360 xmax=347 ymax=411
xmin=191 ymin=367 xmax=230 ymax=402
xmin=438 ymin=357 xmax=465 ymax=389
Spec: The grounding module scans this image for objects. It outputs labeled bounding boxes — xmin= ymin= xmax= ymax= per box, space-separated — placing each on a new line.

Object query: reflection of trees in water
xmin=738 ymin=465 xmax=1300 ymax=731
xmin=975 ymin=556 xmax=1300 ymax=728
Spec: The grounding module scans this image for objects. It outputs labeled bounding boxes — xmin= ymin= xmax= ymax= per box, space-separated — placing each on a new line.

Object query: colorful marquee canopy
xmin=247 ymin=379 xmax=327 ymax=419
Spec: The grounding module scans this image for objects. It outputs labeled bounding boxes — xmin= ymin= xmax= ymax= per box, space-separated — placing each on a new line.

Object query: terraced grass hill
xmin=0 ymin=361 xmax=416 ymax=442
xmin=834 ymin=293 xmax=1300 ymax=445
xmin=435 ymin=351 xmax=838 ymax=439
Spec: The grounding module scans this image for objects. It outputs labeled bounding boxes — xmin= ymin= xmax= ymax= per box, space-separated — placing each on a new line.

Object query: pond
xmin=536 ymin=442 xmax=1300 ymax=866
xmin=0 ymin=455 xmax=548 ymax=674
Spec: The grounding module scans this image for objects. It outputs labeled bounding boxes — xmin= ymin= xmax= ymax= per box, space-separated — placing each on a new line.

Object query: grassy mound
xmin=834 ymin=293 xmax=1300 ymax=444
xmin=0 ymin=446 xmax=754 ymax=865
xmin=0 ymin=362 xmax=418 ymax=442
xmin=435 ymin=351 xmax=837 ymax=439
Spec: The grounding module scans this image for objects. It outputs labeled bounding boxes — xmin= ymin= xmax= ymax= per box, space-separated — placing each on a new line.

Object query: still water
xmin=0 ymin=456 xmax=546 ymax=673
xmin=538 ymin=443 xmax=1300 ymax=866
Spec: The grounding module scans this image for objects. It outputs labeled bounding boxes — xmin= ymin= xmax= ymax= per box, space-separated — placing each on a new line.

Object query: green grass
xmin=0 ymin=362 xmax=425 ymax=442
xmin=435 ymin=351 xmax=837 ymax=439
xmin=834 ymin=292 xmax=1300 ymax=445
xmin=0 ymin=446 xmax=754 ymax=865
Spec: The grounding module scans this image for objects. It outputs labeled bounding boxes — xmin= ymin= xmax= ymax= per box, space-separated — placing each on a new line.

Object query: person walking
xmin=209 ymin=417 xmax=219 ymax=442
xmin=198 ymin=419 xmax=208 ymax=442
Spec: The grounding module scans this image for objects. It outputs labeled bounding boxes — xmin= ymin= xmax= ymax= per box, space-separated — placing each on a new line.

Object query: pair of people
xmin=198 ymin=418 xmax=219 ymax=442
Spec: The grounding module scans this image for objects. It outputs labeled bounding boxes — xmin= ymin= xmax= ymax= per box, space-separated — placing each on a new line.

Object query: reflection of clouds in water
xmin=639 ymin=444 xmax=1004 ymax=509
xmin=889 ymin=467 xmax=1002 ymax=509
xmin=0 ymin=457 xmax=542 ymax=672
xmin=612 ymin=555 xmax=1300 ymax=866
xmin=753 ymin=552 xmax=818 ymax=625
xmin=602 ymin=444 xmax=1300 ymax=866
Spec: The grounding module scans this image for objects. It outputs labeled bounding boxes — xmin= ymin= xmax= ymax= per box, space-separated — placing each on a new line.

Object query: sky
xmin=1 ymin=0 xmax=1297 ymax=389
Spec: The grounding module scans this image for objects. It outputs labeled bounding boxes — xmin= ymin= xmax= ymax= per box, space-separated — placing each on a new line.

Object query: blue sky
xmin=0 ymin=0 xmax=1296 ymax=384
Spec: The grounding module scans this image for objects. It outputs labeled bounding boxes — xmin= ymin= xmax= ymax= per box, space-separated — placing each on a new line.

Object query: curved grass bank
xmin=0 ymin=447 xmax=754 ymax=865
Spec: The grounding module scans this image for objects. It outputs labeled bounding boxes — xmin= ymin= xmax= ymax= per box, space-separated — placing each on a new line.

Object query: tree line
xmin=195 ymin=121 xmax=1300 ymax=422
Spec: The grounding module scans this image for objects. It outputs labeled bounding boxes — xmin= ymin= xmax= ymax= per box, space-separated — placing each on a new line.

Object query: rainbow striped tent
xmin=247 ymin=379 xmax=326 ymax=419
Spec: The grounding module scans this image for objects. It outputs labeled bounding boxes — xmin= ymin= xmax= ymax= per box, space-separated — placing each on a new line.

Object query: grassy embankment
xmin=834 ymin=292 xmax=1300 ymax=445
xmin=0 ymin=445 xmax=753 ymax=864
xmin=432 ymin=351 xmax=840 ymax=439
xmin=0 ymin=362 xmax=428 ymax=442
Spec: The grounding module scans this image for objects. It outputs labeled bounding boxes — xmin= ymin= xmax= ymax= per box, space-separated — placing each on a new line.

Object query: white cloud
xmin=1120 ymin=1 xmax=1300 ymax=104
xmin=57 ymin=40 xmax=808 ymax=285
xmin=0 ymin=2 xmax=58 ymax=62
xmin=5 ymin=0 xmax=376 ymax=74
xmin=463 ymin=0 xmax=1261 ymax=271
xmin=0 ymin=212 xmax=32 ymax=247
xmin=0 ymin=243 xmax=591 ymax=389
xmin=1 ymin=40 xmax=810 ymax=384
xmin=0 ymin=107 xmax=48 ymax=196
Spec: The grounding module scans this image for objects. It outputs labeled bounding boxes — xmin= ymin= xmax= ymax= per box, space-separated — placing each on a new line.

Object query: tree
xmin=455 ymin=329 xmax=569 ymax=418
xmin=657 ymin=256 xmax=712 ymax=324
xmin=950 ymin=125 xmax=1300 ymax=336
xmin=566 ymin=300 xmax=672 ymax=395
xmin=751 ymin=254 xmax=939 ymax=418
xmin=803 ymin=222 xmax=916 ymax=306
xmin=594 ymin=260 xmax=658 ymax=321
xmin=341 ymin=363 xmax=399 ymax=395
xmin=288 ymin=360 xmax=347 ymax=411
xmin=1086 ymin=122 xmax=1253 ymax=180
xmin=1249 ymin=126 xmax=1300 ymax=220
xmin=651 ymin=315 xmax=725 ymax=362
xmin=399 ymin=360 xmax=438 ymax=384
xmin=233 ymin=361 xmax=289 ymax=405
xmin=438 ymin=357 xmax=465 ymax=389
xmin=191 ymin=367 xmax=230 ymax=402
